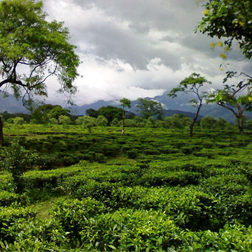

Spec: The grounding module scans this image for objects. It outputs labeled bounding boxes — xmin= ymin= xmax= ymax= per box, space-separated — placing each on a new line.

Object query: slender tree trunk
xmin=189 ymin=102 xmax=202 ymax=137
xmin=0 ymin=116 xmax=3 ymax=147
xmin=122 ymin=111 xmax=125 ymax=134
xmin=237 ymin=115 xmax=244 ymax=135
xmin=189 ymin=122 xmax=194 ymax=137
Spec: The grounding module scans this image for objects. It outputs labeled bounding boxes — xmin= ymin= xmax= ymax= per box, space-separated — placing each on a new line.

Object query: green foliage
xmin=120 ymin=98 xmax=131 ymax=110
xmin=0 ymin=206 xmax=36 ymax=243
xmin=207 ymin=83 xmax=252 ymax=134
xmin=97 ymin=106 xmax=124 ymax=125
xmin=110 ymin=118 xmax=120 ymax=126
xmin=1 ymin=140 xmax=37 ymax=193
xmin=197 ymin=0 xmax=252 ymax=59
xmin=13 ymin=117 xmax=24 ymax=125
xmin=136 ymin=98 xmax=163 ymax=119
xmin=201 ymin=116 xmax=218 ymax=129
xmin=164 ymin=114 xmax=192 ymax=129
xmin=0 ymin=0 xmax=79 ymax=99
xmin=3 ymin=218 xmax=66 ymax=251
xmin=79 ymin=209 xmax=181 ymax=251
xmin=48 ymin=117 xmax=58 ymax=125
xmin=168 ymin=73 xmax=211 ymax=136
xmin=54 ymin=198 xmax=107 ymax=246
xmin=86 ymin=108 xmax=99 ymax=118
xmin=81 ymin=116 xmax=96 ymax=132
xmin=48 ymin=106 xmax=70 ymax=119
xmin=0 ymin=125 xmax=252 ymax=249
xmin=58 ymin=115 xmax=71 ymax=126
xmin=96 ymin=115 xmax=108 ymax=126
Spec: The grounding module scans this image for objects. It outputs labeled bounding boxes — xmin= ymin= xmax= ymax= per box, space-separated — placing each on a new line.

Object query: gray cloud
xmin=40 ymin=0 xmax=250 ymax=104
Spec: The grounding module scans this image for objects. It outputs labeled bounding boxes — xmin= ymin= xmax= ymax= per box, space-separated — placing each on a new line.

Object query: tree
xmin=110 ymin=118 xmax=120 ymax=127
xmin=86 ymin=108 xmax=99 ymax=118
xmin=163 ymin=114 xmax=191 ymax=129
xmin=168 ymin=73 xmax=211 ymax=137
xmin=145 ymin=116 xmax=156 ymax=128
xmin=13 ymin=117 xmax=24 ymax=126
xmin=133 ymin=116 xmax=146 ymax=127
xmin=58 ymin=115 xmax=71 ymax=127
xmin=200 ymin=116 xmax=218 ymax=130
xmin=197 ymin=0 xmax=252 ymax=134
xmin=47 ymin=106 xmax=70 ymax=121
xmin=96 ymin=115 xmax=108 ymax=126
xmin=208 ymin=81 xmax=252 ymax=134
xmin=0 ymin=0 xmax=80 ymax=146
xmin=136 ymin=98 xmax=163 ymax=120
xmin=97 ymin=106 xmax=124 ymax=126
xmin=82 ymin=116 xmax=96 ymax=133
xmin=197 ymin=0 xmax=252 ymax=60
xmin=120 ymin=98 xmax=131 ymax=134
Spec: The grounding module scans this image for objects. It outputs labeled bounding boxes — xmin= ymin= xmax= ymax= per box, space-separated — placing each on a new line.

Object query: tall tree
xmin=136 ymin=98 xmax=163 ymax=120
xmin=120 ymin=98 xmax=131 ymax=134
xmin=207 ymin=76 xmax=252 ymax=134
xmin=197 ymin=0 xmax=252 ymax=134
xmin=0 ymin=0 xmax=80 ymax=146
xmin=97 ymin=106 xmax=124 ymax=126
xmin=168 ymin=73 xmax=211 ymax=137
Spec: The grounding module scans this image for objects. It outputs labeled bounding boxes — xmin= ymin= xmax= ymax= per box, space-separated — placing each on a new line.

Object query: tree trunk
xmin=237 ymin=116 xmax=244 ymax=135
xmin=189 ymin=122 xmax=194 ymax=137
xmin=189 ymin=102 xmax=202 ymax=137
xmin=122 ymin=111 xmax=125 ymax=134
xmin=0 ymin=116 xmax=3 ymax=147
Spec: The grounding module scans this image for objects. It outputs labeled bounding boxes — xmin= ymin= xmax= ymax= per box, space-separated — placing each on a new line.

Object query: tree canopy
xmin=168 ymin=73 xmax=211 ymax=137
xmin=197 ymin=0 xmax=252 ymax=59
xmin=0 ymin=0 xmax=79 ymax=101
xmin=97 ymin=106 xmax=124 ymax=126
xmin=136 ymin=98 xmax=163 ymax=120
xmin=0 ymin=0 xmax=79 ymax=146
xmin=207 ymin=80 xmax=252 ymax=134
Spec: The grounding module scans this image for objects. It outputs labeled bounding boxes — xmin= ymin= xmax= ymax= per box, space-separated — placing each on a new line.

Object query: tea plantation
xmin=0 ymin=124 xmax=252 ymax=251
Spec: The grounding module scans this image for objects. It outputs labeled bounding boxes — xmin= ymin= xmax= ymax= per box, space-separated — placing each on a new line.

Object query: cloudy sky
xmin=41 ymin=0 xmax=250 ymax=106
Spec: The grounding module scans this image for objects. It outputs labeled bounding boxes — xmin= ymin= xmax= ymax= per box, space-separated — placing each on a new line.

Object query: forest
xmin=0 ymin=0 xmax=252 ymax=251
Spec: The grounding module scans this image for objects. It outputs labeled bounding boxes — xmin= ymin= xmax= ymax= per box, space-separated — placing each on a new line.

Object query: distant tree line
xmin=3 ymin=100 xmax=252 ymax=132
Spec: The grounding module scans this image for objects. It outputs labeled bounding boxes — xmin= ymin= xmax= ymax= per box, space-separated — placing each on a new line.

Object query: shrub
xmin=137 ymin=171 xmax=201 ymax=187
xmin=0 ymin=206 xmax=36 ymax=243
xmin=1 ymin=141 xmax=37 ymax=193
xmin=54 ymin=198 xmax=107 ymax=246
xmin=2 ymin=218 xmax=66 ymax=251
xmin=79 ymin=209 xmax=182 ymax=251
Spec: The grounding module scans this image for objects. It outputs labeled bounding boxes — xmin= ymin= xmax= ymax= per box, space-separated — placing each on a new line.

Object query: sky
xmin=31 ymin=0 xmax=252 ymax=105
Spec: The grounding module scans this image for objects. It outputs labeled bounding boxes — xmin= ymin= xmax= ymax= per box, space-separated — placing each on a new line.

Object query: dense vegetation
xmin=0 ymin=123 xmax=251 ymax=250
xmin=0 ymin=0 xmax=252 ymax=250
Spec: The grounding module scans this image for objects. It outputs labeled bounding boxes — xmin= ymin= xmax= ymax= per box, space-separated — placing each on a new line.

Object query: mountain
xmin=1 ymin=91 xmax=252 ymax=122
xmin=69 ymin=91 xmax=252 ymax=122
xmin=0 ymin=92 xmax=28 ymax=113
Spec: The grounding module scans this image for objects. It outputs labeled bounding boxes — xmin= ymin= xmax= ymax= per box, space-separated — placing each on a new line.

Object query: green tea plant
xmin=1 ymin=140 xmax=37 ymax=193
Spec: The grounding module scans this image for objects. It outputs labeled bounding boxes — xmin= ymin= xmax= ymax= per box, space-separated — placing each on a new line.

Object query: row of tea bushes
xmin=3 ymin=126 xmax=252 ymax=171
xmin=0 ymin=197 xmax=252 ymax=251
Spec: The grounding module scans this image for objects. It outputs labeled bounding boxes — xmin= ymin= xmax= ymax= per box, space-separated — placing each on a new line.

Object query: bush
xmin=2 ymin=218 xmax=66 ymax=251
xmin=137 ymin=171 xmax=201 ymax=187
xmin=110 ymin=186 xmax=214 ymax=230
xmin=0 ymin=191 xmax=28 ymax=207
xmin=0 ymin=206 xmax=36 ymax=243
xmin=54 ymin=198 xmax=107 ymax=246
xmin=79 ymin=209 xmax=182 ymax=251
xmin=1 ymin=141 xmax=37 ymax=193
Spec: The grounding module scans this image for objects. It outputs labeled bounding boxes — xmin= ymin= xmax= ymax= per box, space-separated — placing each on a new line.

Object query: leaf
xmin=108 ymin=245 xmax=117 ymax=250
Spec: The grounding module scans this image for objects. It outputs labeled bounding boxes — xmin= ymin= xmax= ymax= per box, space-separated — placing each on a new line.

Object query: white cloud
xmin=35 ymin=0 xmax=252 ymax=105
